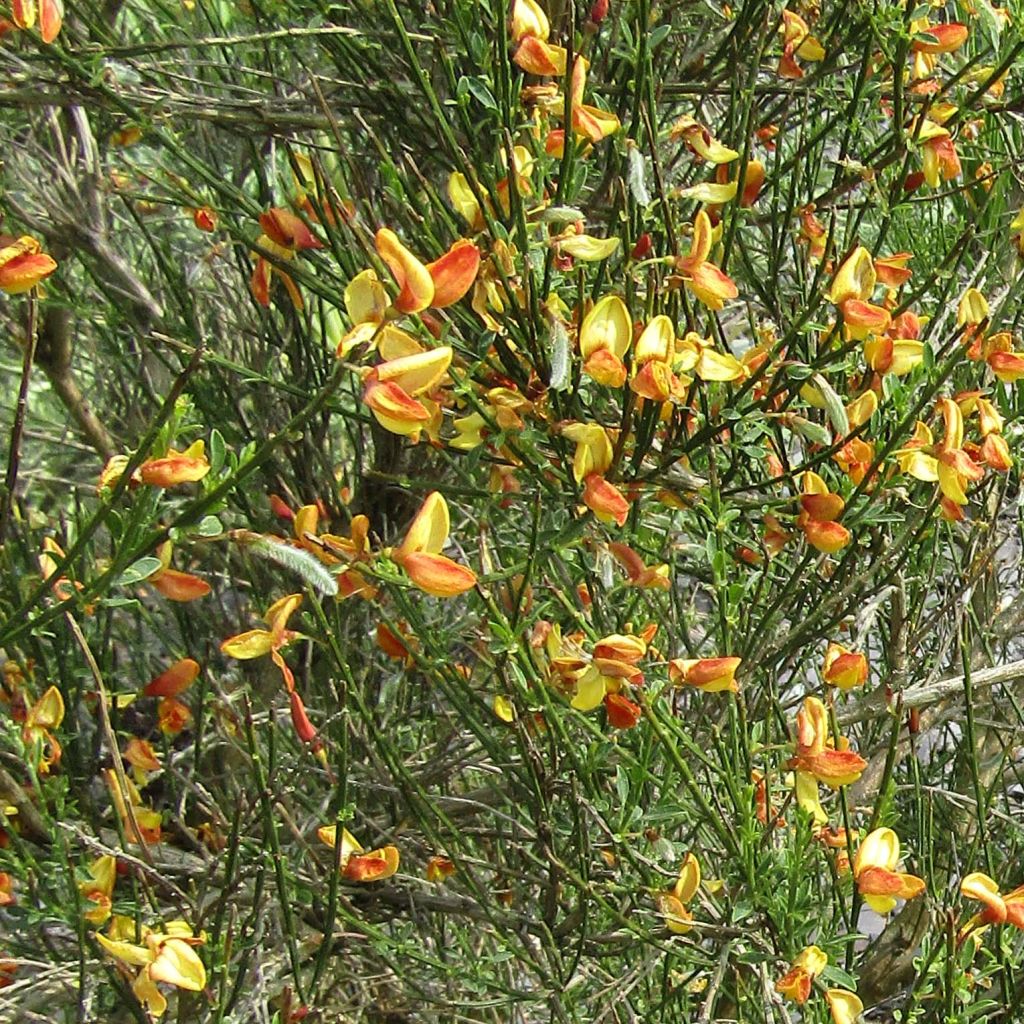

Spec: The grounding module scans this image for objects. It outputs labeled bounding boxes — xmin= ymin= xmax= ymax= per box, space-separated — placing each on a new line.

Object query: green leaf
xmin=197 ymin=515 xmax=223 ymax=537
xmin=116 ymin=557 xmax=164 ymax=587
xmin=465 ymin=77 xmax=497 ymax=111
xmin=209 ymin=428 xmax=226 ymax=474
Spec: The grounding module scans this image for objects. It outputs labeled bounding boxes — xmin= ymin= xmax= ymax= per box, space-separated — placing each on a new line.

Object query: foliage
xmin=3 ymin=0 xmax=1024 ymax=1020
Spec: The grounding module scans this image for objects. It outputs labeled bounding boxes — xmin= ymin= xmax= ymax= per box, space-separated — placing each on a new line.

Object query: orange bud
xmin=193 ymin=206 xmax=218 ymax=232
xmin=604 ymin=692 xmax=641 ymax=729
xmin=289 ymin=690 xmax=318 ymax=745
xmin=151 ymin=569 xmax=211 ymax=602
xmin=37 ymin=0 xmax=61 ymax=41
xmin=145 ymin=658 xmax=200 ymax=698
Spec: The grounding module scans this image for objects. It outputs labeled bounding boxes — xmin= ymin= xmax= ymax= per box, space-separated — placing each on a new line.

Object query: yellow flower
xmin=96 ymin=919 xmax=206 ymax=1018
xmin=656 ymin=853 xmax=701 ymax=934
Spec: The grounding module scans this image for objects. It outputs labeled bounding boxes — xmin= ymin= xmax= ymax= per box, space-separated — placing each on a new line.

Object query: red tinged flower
xmin=192 ymin=207 xmax=218 ymax=232
xmin=604 ymin=692 xmax=641 ymax=729
xmin=259 ymin=208 xmax=323 ymax=251
xmin=0 ymin=235 xmax=57 ymax=294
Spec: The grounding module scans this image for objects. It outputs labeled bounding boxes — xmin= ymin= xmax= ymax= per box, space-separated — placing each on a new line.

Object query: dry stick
xmin=64 ymin=613 xmax=156 ymax=868
xmin=0 ymin=291 xmax=38 ymax=544
xmin=838 ymin=659 xmax=1024 ymax=727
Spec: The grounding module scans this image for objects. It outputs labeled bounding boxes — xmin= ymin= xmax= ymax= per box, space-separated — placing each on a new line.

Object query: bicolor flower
xmin=607 ymin=541 xmax=670 ymax=590
xmin=362 ymin=345 xmax=451 ymax=439
xmin=393 ymin=492 xmax=477 ymax=597
xmin=221 ymin=593 xmax=304 ymax=691
xmin=570 ymin=633 xmax=646 ymax=712
xmin=959 ymin=872 xmax=1024 ymax=943
xmin=798 ymin=471 xmax=851 ymax=554
xmin=788 ymin=696 xmax=866 ymax=819
xmin=0 ymin=235 xmax=57 ymax=293
xmin=149 ymin=542 xmax=211 ymax=602
xmin=775 ymin=945 xmax=827 ymax=1004
xmin=375 ymin=229 xmax=479 ymax=314
xmin=668 ymin=656 xmax=741 ymax=693
xmin=79 ymin=855 xmax=117 ymax=926
xmin=778 ymin=9 xmax=825 ymax=78
xmin=822 ymin=643 xmax=868 ymax=690
xmin=138 ymin=441 xmax=211 ymax=488
xmin=570 ymin=57 xmax=620 ymax=142
xmin=23 ymin=685 xmax=64 ymax=774
xmin=579 ymin=294 xmax=632 ymax=387
xmin=853 ymin=827 xmax=926 ymax=914
xmin=317 ymin=825 xmax=400 ymax=882
xmin=675 ymin=211 xmax=738 ymax=310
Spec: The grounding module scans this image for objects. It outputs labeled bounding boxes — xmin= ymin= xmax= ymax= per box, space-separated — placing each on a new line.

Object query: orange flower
xmin=192 ymin=206 xmax=218 ymax=232
xmin=425 ymin=240 xmax=481 ymax=308
xmin=822 ymin=643 xmax=868 ymax=690
xmin=798 ymin=472 xmax=851 ymax=554
xmin=570 ymin=57 xmax=620 ymax=142
xmin=607 ymin=541 xmax=670 ymax=590
xmin=604 ymin=692 xmax=642 ymax=728
xmin=149 ymin=542 xmax=210 ymax=602
xmin=675 ymin=211 xmax=738 ymax=310
xmin=582 ymin=473 xmax=630 ymax=526
xmin=393 ymin=492 xmax=477 ymax=597
xmin=138 ymin=441 xmax=210 ymax=488
xmin=157 ymin=697 xmax=192 ymax=736
xmin=426 ymin=855 xmax=456 ymax=883
xmin=853 ymin=827 xmax=926 ymax=914
xmin=788 ymin=695 xmax=866 ymax=796
xmin=375 ymin=230 xmax=479 ymax=313
xmin=317 ymin=825 xmax=400 ymax=882
xmin=0 ymin=235 xmax=57 ymax=293
xmin=668 ymin=656 xmax=741 ymax=693
xmin=776 ymin=945 xmax=827 ymax=1004
xmin=910 ymin=21 xmax=967 ymax=53
xmin=144 ymin=658 xmax=200 ymax=698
